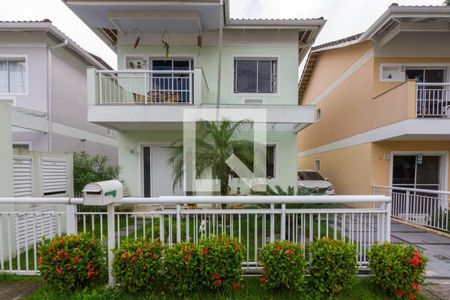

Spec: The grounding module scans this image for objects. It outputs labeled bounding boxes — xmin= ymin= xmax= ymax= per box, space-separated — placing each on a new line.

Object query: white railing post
xmin=189 ymin=72 xmax=193 ymax=104
xmin=144 ymin=72 xmax=148 ymax=105
xmin=176 ymin=204 xmax=181 ymax=243
xmin=160 ymin=206 xmax=165 ymax=244
xmin=386 ymin=198 xmax=392 ymax=243
xmin=65 ymin=204 xmax=77 ymax=234
xmin=280 ymin=203 xmax=286 ymax=240
xmin=270 ymin=203 xmax=275 ymax=242
xmin=98 ymin=72 xmax=103 ymax=104
xmin=405 ymin=190 xmax=410 ymax=221
xmin=107 ymin=203 xmax=115 ymax=286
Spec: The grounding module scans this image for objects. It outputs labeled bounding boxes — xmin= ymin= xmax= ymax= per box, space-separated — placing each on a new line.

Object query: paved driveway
xmin=391 ymin=221 xmax=450 ymax=279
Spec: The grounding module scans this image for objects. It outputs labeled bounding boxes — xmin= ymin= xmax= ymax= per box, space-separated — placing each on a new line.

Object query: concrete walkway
xmin=390 ymin=220 xmax=450 ymax=279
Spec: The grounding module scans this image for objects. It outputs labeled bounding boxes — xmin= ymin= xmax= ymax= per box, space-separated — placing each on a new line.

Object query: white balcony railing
xmin=97 ymin=70 xmax=194 ymax=105
xmin=416 ymin=83 xmax=450 ymax=118
xmin=0 ymin=195 xmax=391 ymax=275
xmin=373 ymin=185 xmax=449 ymax=232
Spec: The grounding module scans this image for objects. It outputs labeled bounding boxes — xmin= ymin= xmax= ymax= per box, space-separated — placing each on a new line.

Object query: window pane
xmin=266 ymin=145 xmax=275 ymax=179
xmin=9 ymin=61 xmax=26 ymax=93
xmin=405 ymin=69 xmax=424 ymax=82
xmin=257 ymin=61 xmax=272 ymax=93
xmin=416 ymin=156 xmax=440 ymax=185
xmin=0 ymin=61 xmax=8 ymax=93
xmin=392 ymin=156 xmax=416 ymax=185
xmin=235 ymin=60 xmax=257 ymax=93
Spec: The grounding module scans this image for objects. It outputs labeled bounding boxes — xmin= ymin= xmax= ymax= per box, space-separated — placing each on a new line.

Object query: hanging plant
xmin=161 ymin=30 xmax=170 ymax=61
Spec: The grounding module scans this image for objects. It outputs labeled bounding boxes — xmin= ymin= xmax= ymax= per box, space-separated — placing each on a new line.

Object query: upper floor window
xmin=234 ymin=58 xmax=277 ymax=94
xmin=0 ymin=57 xmax=27 ymax=94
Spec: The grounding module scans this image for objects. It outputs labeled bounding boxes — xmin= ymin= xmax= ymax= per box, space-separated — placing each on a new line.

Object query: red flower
xmin=285 ymin=249 xmax=294 ymax=256
xmin=91 ymin=276 xmax=97 ymax=281
xmin=409 ymin=292 xmax=416 ymax=300
xmin=213 ymin=279 xmax=222 ymax=285
xmin=121 ymin=252 xmax=129 ymax=260
xmin=131 ymin=255 xmax=138 ymax=262
xmin=74 ymin=255 xmax=80 ymax=264
xmin=37 ymin=258 xmax=43 ymax=264
xmin=232 ymin=281 xmax=239 ymax=290
xmin=201 ymin=248 xmax=208 ymax=255
xmin=56 ymin=267 xmax=63 ymax=275
xmin=274 ymin=246 xmax=281 ymax=254
xmin=412 ymin=282 xmax=420 ymax=291
xmin=395 ymin=289 xmax=405 ymax=296
xmin=410 ymin=251 xmax=422 ymax=267
xmin=260 ymin=276 xmax=267 ymax=284
xmin=67 ymin=264 xmax=72 ymax=270
xmin=211 ymin=273 xmax=219 ymax=279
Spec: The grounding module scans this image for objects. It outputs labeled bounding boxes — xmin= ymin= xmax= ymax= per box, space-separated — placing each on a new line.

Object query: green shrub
xmin=112 ymin=239 xmax=163 ymax=293
xmin=309 ymin=237 xmax=358 ymax=298
xmin=164 ymin=241 xmax=199 ymax=296
xmin=259 ymin=241 xmax=305 ymax=292
xmin=38 ymin=234 xmax=106 ymax=292
xmin=368 ymin=242 xmax=427 ymax=299
xmin=197 ymin=235 xmax=244 ymax=291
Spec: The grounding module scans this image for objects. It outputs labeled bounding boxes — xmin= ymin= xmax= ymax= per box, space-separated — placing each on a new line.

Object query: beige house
xmin=298 ymin=4 xmax=450 ymax=195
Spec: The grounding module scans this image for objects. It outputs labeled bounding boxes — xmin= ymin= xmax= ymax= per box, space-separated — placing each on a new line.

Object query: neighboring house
xmin=64 ymin=0 xmax=325 ymax=197
xmin=0 ymin=20 xmax=118 ymax=163
xmin=297 ymin=4 xmax=450 ymax=195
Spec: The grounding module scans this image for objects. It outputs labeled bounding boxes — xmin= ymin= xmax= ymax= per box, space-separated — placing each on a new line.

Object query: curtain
xmin=9 ymin=60 xmax=26 ymax=93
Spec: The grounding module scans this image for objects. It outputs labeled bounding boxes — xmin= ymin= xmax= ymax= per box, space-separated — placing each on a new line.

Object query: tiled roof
xmin=230 ymin=17 xmax=325 ymax=21
xmin=0 ymin=19 xmax=111 ymax=70
xmin=311 ymin=33 xmax=362 ymax=52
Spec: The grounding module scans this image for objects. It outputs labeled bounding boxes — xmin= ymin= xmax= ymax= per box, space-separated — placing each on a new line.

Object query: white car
xmin=297 ymin=170 xmax=335 ymax=195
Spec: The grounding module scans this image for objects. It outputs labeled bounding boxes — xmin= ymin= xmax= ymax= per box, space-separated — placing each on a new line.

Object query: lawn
xmin=22 ymin=277 xmax=429 ymax=300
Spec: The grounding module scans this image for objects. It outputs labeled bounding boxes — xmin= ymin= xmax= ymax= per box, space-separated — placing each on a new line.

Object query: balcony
xmin=416 ymin=83 xmax=450 ymax=118
xmin=92 ymin=69 xmax=198 ymax=105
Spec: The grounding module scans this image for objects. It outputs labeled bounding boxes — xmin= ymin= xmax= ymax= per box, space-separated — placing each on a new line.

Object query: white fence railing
xmin=0 ymin=195 xmax=391 ymax=275
xmin=97 ymin=70 xmax=194 ymax=105
xmin=416 ymin=83 xmax=450 ymax=118
xmin=373 ymin=185 xmax=449 ymax=232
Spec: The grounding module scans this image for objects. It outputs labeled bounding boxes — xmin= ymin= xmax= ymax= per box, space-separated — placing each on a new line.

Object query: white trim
xmin=122 ymin=53 xmax=196 ymax=70
xmin=309 ymin=48 xmax=374 ymax=105
xmin=0 ymin=54 xmax=29 ymax=96
xmin=231 ymin=55 xmax=280 ymax=96
xmin=0 ymin=96 xmax=16 ymax=106
xmin=298 ymin=119 xmax=450 ymax=158
xmin=52 ymin=122 xmax=118 ymax=147
xmin=389 ymin=151 xmax=448 ymax=192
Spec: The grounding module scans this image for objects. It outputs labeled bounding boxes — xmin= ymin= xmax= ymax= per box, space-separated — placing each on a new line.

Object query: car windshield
xmin=298 ymin=171 xmax=324 ymax=181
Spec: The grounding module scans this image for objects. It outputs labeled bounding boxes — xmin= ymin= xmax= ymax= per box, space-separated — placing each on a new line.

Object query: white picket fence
xmin=0 ymin=195 xmax=391 ymax=276
xmin=373 ymin=185 xmax=449 ymax=232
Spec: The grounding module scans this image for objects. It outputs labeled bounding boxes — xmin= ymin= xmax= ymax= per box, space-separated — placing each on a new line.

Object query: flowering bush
xmin=197 ymin=235 xmax=244 ymax=291
xmin=164 ymin=241 xmax=199 ymax=296
xmin=37 ymin=234 xmax=106 ymax=292
xmin=259 ymin=241 xmax=305 ymax=292
xmin=368 ymin=243 xmax=427 ymax=299
xmin=113 ymin=239 xmax=163 ymax=293
xmin=309 ymin=238 xmax=358 ymax=298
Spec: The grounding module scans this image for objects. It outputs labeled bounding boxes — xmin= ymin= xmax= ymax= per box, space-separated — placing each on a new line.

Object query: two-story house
xmin=298 ymin=4 xmax=450 ymax=195
xmin=0 ymin=20 xmax=118 ymax=162
xmin=64 ymin=0 xmax=325 ymax=197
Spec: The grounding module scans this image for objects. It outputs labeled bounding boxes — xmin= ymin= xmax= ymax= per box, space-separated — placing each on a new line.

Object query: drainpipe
xmin=47 ymin=39 xmax=68 ymax=152
xmin=216 ymin=0 xmax=224 ymax=111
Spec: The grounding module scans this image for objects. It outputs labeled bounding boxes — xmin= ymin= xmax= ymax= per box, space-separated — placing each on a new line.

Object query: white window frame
xmin=0 ymin=54 xmax=28 ymax=96
xmin=380 ymin=63 xmax=450 ymax=83
xmin=232 ymin=55 xmax=279 ymax=96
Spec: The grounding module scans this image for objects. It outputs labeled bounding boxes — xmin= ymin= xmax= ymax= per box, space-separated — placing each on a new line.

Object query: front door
xmin=142 ymin=146 xmax=184 ymax=197
xmin=392 ymin=154 xmax=442 ymax=191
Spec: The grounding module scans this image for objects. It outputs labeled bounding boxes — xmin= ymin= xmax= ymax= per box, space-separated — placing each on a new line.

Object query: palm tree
xmin=168 ymin=120 xmax=256 ymax=195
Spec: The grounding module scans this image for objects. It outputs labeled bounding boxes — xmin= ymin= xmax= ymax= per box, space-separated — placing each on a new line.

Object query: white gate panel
xmin=13 ymin=157 xmax=33 ymax=197
xmin=15 ymin=206 xmax=56 ymax=250
xmin=41 ymin=158 xmax=68 ymax=196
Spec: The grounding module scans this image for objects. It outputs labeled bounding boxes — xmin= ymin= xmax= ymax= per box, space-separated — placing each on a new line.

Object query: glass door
xmin=392 ymin=154 xmax=442 ymax=192
xmin=150 ymin=59 xmax=192 ymax=103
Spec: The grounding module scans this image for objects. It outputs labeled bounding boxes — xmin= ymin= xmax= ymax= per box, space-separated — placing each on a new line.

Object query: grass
xmin=23 ymin=277 xmax=429 ymax=300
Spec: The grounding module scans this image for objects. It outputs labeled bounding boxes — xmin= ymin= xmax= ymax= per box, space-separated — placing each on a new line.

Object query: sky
xmin=0 ymin=0 xmax=444 ymax=69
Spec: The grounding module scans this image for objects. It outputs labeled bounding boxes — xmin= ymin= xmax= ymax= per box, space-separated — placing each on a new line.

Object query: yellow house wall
xmin=298 ymin=143 xmax=373 ymax=195
xmin=301 ymin=41 xmax=373 ymax=104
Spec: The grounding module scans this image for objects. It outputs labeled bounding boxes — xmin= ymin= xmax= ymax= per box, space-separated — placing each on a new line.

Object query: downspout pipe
xmin=216 ymin=0 xmax=224 ymax=111
xmin=47 ymin=39 xmax=68 ymax=152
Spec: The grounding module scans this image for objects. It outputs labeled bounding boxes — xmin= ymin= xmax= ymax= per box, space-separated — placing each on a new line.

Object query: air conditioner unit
xmin=244 ymin=98 xmax=264 ymax=105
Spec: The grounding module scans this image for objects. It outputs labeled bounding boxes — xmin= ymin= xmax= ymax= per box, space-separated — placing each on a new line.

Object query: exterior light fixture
xmin=133 ymin=29 xmax=143 ymax=49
